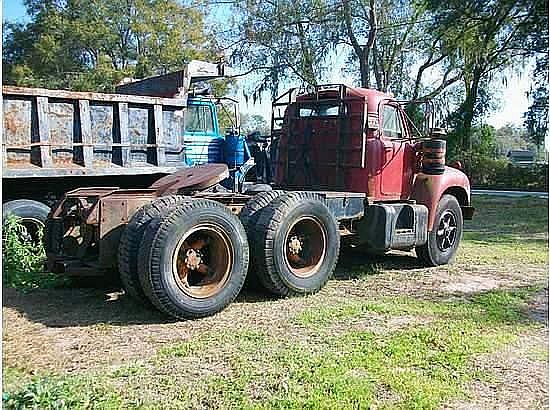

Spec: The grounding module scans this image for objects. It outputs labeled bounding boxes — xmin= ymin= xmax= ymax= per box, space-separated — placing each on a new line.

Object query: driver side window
xmin=382 ymin=105 xmax=402 ymax=139
xmin=185 ymin=105 xmax=215 ymax=133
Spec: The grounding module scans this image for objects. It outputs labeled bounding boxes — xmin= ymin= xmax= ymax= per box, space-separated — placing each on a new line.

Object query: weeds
xmin=2 ymin=215 xmax=64 ymax=290
xmin=2 ymin=374 xmax=122 ymax=410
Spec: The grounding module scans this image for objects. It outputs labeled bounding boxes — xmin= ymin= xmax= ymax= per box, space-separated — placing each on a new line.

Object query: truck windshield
xmin=185 ymin=105 xmax=215 ymax=133
xmin=298 ymin=103 xmax=340 ymax=117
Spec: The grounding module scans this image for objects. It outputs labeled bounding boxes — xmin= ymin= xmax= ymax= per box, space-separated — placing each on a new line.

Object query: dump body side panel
xmin=3 ymin=86 xmax=187 ymax=179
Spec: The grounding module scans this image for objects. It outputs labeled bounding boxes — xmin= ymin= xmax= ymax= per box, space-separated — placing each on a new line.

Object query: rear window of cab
xmin=298 ymin=104 xmax=340 ymax=117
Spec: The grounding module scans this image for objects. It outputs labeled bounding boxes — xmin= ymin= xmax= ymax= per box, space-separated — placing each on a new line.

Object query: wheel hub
xmin=436 ymin=210 xmax=457 ymax=251
xmin=284 ymin=216 xmax=327 ymax=278
xmin=184 ymin=249 xmax=203 ymax=270
xmin=172 ymin=225 xmax=233 ymax=299
xmin=288 ymin=235 xmax=303 ymax=255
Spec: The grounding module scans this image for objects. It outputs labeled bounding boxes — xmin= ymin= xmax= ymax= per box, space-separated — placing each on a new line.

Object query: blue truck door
xmin=184 ymin=100 xmax=224 ymax=165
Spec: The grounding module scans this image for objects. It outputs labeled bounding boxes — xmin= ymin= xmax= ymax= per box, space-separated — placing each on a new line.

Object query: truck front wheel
xmin=253 ymin=192 xmax=340 ymax=296
xmin=416 ymin=194 xmax=463 ymax=266
xmin=138 ymin=199 xmax=249 ymax=319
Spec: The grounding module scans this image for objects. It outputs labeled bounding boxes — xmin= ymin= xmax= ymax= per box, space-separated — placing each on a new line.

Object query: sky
xmin=2 ymin=0 xmax=533 ymax=130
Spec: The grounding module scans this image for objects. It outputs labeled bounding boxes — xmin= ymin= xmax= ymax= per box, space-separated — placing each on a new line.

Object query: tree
xmin=3 ymin=0 xmax=218 ymax=91
xmin=426 ymin=0 xmax=546 ymax=151
xmin=227 ymin=0 xmax=339 ymax=100
xmin=240 ymin=113 xmax=269 ymax=135
xmin=523 ymin=0 xmax=549 ymax=149
xmin=524 ymin=55 xmax=548 ymax=148
xmin=227 ymin=0 xmax=462 ymax=102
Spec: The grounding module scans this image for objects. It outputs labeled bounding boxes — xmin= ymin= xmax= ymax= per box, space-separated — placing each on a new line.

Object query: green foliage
xmin=240 ymin=113 xmax=269 ymax=135
xmin=2 ymin=374 xmax=122 ymax=409
xmin=228 ymin=0 xmax=338 ymax=99
xmin=2 ymin=216 xmax=63 ymax=290
xmin=524 ymin=55 xmax=549 ymax=148
xmin=426 ymin=0 xmax=547 ymax=149
xmin=466 ymin=156 xmax=547 ymax=191
xmin=446 ymin=123 xmax=547 ymax=190
xmin=3 ymin=0 xmax=218 ymax=92
xmin=447 ymin=124 xmax=497 ymax=161
xmin=494 ymin=124 xmax=534 ymax=156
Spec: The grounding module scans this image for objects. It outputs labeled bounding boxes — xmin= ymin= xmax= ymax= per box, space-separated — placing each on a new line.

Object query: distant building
xmin=506 ymin=149 xmax=535 ymax=167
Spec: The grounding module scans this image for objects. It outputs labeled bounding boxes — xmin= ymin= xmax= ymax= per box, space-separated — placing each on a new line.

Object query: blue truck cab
xmin=185 ymin=97 xmax=251 ymax=172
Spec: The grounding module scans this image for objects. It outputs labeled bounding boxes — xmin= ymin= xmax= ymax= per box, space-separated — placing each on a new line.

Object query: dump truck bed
xmin=3 ymin=86 xmax=188 ymax=178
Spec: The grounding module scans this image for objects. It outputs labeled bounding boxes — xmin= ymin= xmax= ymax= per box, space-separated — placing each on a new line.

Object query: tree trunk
xmin=461 ymin=66 xmax=483 ymax=150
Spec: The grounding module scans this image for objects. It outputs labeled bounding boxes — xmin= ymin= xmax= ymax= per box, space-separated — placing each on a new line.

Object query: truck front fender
xmin=410 ymin=166 xmax=473 ymax=231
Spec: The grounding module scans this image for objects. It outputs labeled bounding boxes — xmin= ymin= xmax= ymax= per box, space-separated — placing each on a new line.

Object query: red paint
xmin=410 ymin=166 xmax=471 ymax=230
xmin=273 ymin=85 xmax=471 ymax=229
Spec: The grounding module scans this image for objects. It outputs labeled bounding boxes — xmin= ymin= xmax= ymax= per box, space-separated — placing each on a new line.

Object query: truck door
xmin=379 ymin=104 xmax=415 ymax=198
xmin=184 ymin=102 xmax=223 ymax=165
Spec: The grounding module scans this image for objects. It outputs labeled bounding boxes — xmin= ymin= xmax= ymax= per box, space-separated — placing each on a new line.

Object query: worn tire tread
xmin=118 ymin=195 xmax=189 ymax=304
xmin=252 ymin=192 xmax=339 ymax=296
xmin=239 ymin=190 xmax=285 ymax=233
xmin=139 ymin=199 xmax=249 ymax=319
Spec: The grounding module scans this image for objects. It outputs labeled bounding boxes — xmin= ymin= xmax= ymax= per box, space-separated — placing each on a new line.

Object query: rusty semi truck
xmin=2 ymin=61 xmax=250 ymax=239
xmin=46 ymin=84 xmax=474 ymax=319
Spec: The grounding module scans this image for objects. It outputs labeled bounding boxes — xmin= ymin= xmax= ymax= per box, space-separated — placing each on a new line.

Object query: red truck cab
xmin=271 ymin=84 xmax=474 ymax=264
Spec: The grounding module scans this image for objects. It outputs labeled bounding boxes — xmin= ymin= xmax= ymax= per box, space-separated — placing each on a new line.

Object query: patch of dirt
xmin=445 ymin=327 xmax=549 ymax=410
xmin=439 ymin=274 xmax=500 ymax=294
xmin=528 ymin=286 xmax=549 ymax=325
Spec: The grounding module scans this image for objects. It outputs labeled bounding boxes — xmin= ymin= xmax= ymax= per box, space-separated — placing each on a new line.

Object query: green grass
xmin=298 ymin=286 xmax=540 ymax=327
xmin=461 ymin=197 xmax=548 ymax=265
xmin=3 ymin=196 xmax=547 ymax=409
xmin=6 ymin=286 xmax=539 ymax=409
xmin=2 ymin=373 xmax=123 ymax=410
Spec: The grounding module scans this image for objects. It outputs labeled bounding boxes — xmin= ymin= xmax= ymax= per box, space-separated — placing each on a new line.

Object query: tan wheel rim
xmin=172 ymin=224 xmax=233 ymax=298
xmin=283 ymin=216 xmax=327 ymax=278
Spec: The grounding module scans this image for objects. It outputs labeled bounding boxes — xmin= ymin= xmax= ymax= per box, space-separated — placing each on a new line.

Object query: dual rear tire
xmin=120 ymin=198 xmax=248 ymax=319
xmin=120 ymin=192 xmax=340 ymax=319
xmin=244 ymin=192 xmax=340 ymax=296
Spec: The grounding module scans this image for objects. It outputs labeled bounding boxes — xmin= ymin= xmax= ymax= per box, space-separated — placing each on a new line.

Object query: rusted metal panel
xmin=115 ymin=60 xmax=225 ymax=98
xmin=154 ymin=104 xmax=166 ymax=165
xmin=78 ymin=100 xmax=93 ymax=167
xmin=150 ymin=163 xmax=229 ymax=195
xmin=36 ymin=96 xmax=53 ymax=167
xmin=116 ymin=70 xmax=190 ymax=98
xmin=3 ymin=86 xmax=187 ymax=178
xmin=3 ymin=85 xmax=187 ymax=106
xmin=98 ymin=190 xmax=157 ymax=268
xmin=47 ymin=187 xmax=157 ymax=274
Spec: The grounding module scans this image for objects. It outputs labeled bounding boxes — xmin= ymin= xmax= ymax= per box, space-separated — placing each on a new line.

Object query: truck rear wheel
xmin=138 ymin=199 xmax=249 ymax=319
xmin=239 ymin=190 xmax=285 ymax=232
xmin=2 ymin=199 xmax=50 ymax=245
xmin=118 ymin=195 xmax=190 ymax=304
xmin=240 ymin=190 xmax=285 ymax=290
xmin=416 ymin=194 xmax=463 ymax=266
xmin=253 ymin=192 xmax=340 ymax=296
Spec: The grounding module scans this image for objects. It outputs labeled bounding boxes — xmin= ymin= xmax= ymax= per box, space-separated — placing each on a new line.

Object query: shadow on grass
xmin=2 ymin=286 xmax=173 ymax=327
xmin=2 ymin=247 xmax=425 ymax=328
xmin=334 ymin=247 xmax=425 ymax=280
